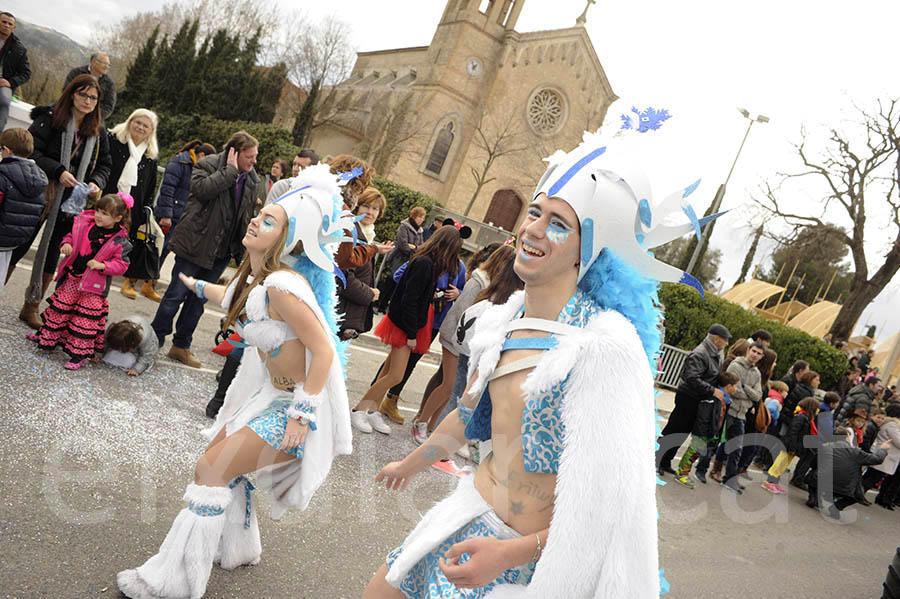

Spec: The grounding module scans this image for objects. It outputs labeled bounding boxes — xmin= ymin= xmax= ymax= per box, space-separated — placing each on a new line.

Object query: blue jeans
xmin=151 ymin=255 xmax=229 ymax=349
xmin=0 ymin=87 xmax=11 ymax=131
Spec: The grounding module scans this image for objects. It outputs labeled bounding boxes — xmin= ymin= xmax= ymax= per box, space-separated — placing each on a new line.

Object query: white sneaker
xmin=367 ymin=410 xmax=392 ymax=435
xmin=351 ymin=410 xmax=373 ymax=433
xmin=412 ymin=421 xmax=429 ymax=445
xmin=455 ymin=443 xmax=472 ymax=460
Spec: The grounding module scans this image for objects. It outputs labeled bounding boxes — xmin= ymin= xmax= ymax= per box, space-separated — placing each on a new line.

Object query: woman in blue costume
xmin=365 ymin=117 xmax=712 ymax=598
xmin=117 ymin=164 xmax=355 ymax=599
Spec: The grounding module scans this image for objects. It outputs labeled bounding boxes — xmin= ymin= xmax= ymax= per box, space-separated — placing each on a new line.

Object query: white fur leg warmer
xmin=117 ymin=484 xmax=233 ymax=599
xmin=215 ymin=476 xmax=262 ymax=570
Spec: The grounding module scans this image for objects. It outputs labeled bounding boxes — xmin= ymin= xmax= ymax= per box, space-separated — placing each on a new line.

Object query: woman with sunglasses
xmin=13 ymin=73 xmax=111 ymax=329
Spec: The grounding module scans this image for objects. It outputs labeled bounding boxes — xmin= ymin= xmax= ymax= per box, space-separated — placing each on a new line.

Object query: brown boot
xmin=121 ymin=278 xmax=137 ymax=299
xmin=18 ymin=300 xmax=42 ymax=329
xmin=709 ymin=460 xmax=725 ymax=483
xmin=141 ymin=280 xmax=162 ymax=302
xmin=379 ymin=393 xmax=405 ymax=424
xmin=168 ymin=346 xmax=202 ymax=368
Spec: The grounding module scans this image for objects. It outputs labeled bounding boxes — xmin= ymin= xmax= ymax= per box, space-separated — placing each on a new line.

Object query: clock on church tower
xmin=466 ymin=57 xmax=484 ymax=78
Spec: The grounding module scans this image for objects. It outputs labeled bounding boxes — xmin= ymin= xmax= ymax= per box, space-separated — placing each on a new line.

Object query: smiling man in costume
xmin=364 ymin=109 xmax=714 ymax=598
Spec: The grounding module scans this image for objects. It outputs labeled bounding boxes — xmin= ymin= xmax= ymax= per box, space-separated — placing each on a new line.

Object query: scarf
xmin=117 ymin=137 xmax=147 ymax=194
xmin=188 ymin=148 xmax=198 ymax=164
xmin=360 ymin=222 xmax=376 ymax=243
xmin=61 ymin=115 xmax=97 ymax=183
xmin=794 ymin=406 xmax=818 ymax=436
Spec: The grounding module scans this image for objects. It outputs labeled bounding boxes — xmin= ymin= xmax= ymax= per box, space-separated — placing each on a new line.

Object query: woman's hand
xmin=87 ymin=259 xmax=105 ymax=271
xmin=160 ymin=217 xmax=172 ymax=229
xmin=280 ymin=417 xmax=309 ymax=451
xmin=87 ymin=182 xmax=101 ymax=199
xmin=226 ymin=147 xmax=239 ymax=169
xmin=375 ymin=459 xmax=420 ymax=491
xmin=374 ymin=241 xmax=394 ymax=255
xmin=371 ymin=287 xmax=380 ymax=301
xmin=126 ymin=368 xmax=139 ymax=377
xmin=179 ymin=272 xmax=197 ymax=293
xmin=58 ymin=170 xmax=77 ymax=187
xmin=60 ymin=243 xmax=73 ymax=256
xmin=439 ymin=537 xmax=512 ymax=588
xmin=407 ymin=337 xmax=418 ymax=351
xmin=445 ymin=284 xmax=460 ymax=301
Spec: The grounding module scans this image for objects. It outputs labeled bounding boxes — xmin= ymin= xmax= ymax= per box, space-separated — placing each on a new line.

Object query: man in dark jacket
xmin=837 ymin=378 xmax=882 ymax=424
xmin=64 ymin=52 xmax=115 ymax=120
xmin=780 ymin=360 xmax=809 ymax=398
xmin=810 ymin=428 xmax=889 ymax=517
xmin=0 ymin=13 xmax=30 ymax=131
xmin=657 ymin=323 xmax=730 ymax=475
xmin=0 ymin=128 xmax=47 ymax=290
xmin=151 ymin=131 xmax=258 ymax=367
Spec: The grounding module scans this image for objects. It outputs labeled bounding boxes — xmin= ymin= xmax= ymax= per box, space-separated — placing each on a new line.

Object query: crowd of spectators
xmin=658 ymin=324 xmax=900 ymax=516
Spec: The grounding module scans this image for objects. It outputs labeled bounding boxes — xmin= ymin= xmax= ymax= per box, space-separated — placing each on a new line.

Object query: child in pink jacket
xmin=27 ymin=193 xmax=132 ymax=369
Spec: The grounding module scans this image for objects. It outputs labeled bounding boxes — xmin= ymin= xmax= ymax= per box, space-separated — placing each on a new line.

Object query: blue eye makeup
xmin=546 ymin=219 xmax=573 ymax=245
xmin=260 ymin=217 xmax=277 ymax=233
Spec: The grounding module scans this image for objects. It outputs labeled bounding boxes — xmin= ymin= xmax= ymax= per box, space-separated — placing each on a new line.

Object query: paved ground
xmin=0 ymin=257 xmax=896 ymax=598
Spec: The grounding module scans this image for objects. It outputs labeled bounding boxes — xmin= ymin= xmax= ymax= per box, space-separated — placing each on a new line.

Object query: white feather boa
xmin=467 ymin=291 xmax=660 ymax=598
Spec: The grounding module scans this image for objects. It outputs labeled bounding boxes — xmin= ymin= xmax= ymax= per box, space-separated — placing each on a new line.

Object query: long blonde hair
xmin=110 ymin=108 xmax=159 ymax=159
xmin=223 ymin=224 xmax=302 ymax=331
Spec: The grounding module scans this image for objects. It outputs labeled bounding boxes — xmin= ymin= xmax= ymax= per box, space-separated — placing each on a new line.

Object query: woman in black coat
xmin=352 ymin=225 xmax=463 ymax=435
xmin=376 ymin=206 xmax=426 ymax=312
xmin=337 ymin=189 xmax=388 ymax=339
xmin=104 ymin=108 xmax=160 ymax=301
xmin=14 ymin=74 xmax=111 ymax=329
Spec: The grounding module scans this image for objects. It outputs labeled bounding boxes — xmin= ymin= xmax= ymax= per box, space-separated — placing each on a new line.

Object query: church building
xmin=310 ymin=0 xmax=616 ymax=232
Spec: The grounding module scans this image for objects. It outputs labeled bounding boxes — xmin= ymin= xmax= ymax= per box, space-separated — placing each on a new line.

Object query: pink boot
xmin=64 ymin=359 xmax=88 ymax=370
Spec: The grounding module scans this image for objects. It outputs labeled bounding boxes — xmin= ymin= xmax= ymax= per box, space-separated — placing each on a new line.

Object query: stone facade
xmin=310 ymin=0 xmax=616 ymax=232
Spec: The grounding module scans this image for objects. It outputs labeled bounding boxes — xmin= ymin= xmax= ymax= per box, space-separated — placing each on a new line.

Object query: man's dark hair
xmin=750 ymin=329 xmax=772 ymax=343
xmin=866 ymin=377 xmax=881 ymax=387
xmin=719 ymin=371 xmax=740 ymax=387
xmin=297 ymin=149 xmax=319 ymax=165
xmin=823 ymin=391 xmax=840 ymax=407
xmin=791 ymin=360 xmax=810 ymax=374
xmin=0 ymin=11 xmax=15 ymax=20
xmin=224 ymin=130 xmax=259 ymax=155
xmin=749 ymin=341 xmax=766 ymax=352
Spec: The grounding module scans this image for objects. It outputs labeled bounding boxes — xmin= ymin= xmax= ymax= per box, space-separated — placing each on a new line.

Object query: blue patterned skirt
xmin=386 ymin=510 xmax=536 ymax=598
xmin=247 ymin=398 xmax=305 ymax=458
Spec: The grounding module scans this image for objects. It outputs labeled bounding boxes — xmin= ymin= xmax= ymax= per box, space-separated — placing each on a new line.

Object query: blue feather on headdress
xmin=620 ymin=106 xmax=672 ymax=133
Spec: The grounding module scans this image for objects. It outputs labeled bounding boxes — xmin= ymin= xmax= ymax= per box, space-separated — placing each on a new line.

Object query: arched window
xmin=425 ymin=122 xmax=455 ymax=175
xmin=483 ymin=188 xmax=523 ymax=231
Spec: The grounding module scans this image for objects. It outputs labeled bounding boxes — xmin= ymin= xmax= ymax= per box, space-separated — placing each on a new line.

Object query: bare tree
xmin=756 ymin=99 xmax=900 ymax=341
xmin=361 ymin=92 xmax=432 ymax=177
xmin=464 ymin=108 xmax=531 ymax=216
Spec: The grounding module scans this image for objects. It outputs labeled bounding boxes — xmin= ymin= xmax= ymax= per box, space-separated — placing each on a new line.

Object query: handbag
xmin=124 ymin=206 xmax=161 ymax=280
xmin=755 ymin=398 xmax=771 ymax=432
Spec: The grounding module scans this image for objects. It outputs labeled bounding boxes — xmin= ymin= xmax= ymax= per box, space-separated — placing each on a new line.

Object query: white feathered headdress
xmin=532 ymin=106 xmax=724 ymax=294
xmin=270 ymin=163 xmax=363 ymax=278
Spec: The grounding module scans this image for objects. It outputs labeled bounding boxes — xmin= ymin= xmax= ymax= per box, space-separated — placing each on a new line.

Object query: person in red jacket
xmin=26 ymin=193 xmax=131 ymax=369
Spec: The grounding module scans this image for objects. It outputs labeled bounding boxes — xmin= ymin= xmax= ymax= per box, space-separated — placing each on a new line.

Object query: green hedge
xmin=371 ymin=175 xmax=439 ymax=244
xmin=658 ymin=283 xmax=848 ymax=388
xmin=156 ymin=113 xmax=298 ymax=176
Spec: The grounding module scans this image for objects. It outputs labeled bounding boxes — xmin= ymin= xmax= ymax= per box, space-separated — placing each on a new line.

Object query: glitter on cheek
xmin=260 ymin=219 xmax=277 ymax=234
xmin=545 ymin=222 xmax=572 ymax=246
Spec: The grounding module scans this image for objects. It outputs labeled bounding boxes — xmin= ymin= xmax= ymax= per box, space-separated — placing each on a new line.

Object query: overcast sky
xmin=11 ymin=0 xmax=900 ymax=342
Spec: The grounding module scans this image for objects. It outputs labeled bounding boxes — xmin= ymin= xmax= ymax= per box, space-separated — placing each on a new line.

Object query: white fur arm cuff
xmin=286 ymin=386 xmax=322 ymax=424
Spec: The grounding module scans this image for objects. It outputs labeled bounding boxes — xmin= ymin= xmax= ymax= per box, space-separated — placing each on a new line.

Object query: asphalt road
xmin=0 ymin=265 xmax=896 ymax=599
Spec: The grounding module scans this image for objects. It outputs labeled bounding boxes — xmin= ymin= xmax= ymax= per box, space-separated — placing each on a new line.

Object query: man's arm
xmin=101 ymin=78 xmax=116 ymax=120
xmin=190 ymin=161 xmax=239 ymax=204
xmin=7 ymin=45 xmax=30 ymax=89
xmin=682 ymin=352 xmax=717 ymax=398
xmin=726 ymin=361 xmax=749 ymax=403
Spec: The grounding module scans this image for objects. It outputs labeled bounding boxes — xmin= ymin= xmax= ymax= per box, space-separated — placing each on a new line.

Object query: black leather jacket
xmin=677 ymin=337 xmax=723 ymax=401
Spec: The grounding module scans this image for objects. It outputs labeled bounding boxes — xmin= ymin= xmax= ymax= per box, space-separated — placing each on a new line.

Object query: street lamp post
xmin=685 ymin=108 xmax=769 ymax=276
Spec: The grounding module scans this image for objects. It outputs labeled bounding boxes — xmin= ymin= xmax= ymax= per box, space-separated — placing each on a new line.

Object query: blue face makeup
xmin=527 ymin=205 xmax=573 ymax=245
xmin=260 ymin=216 xmax=278 ymax=234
